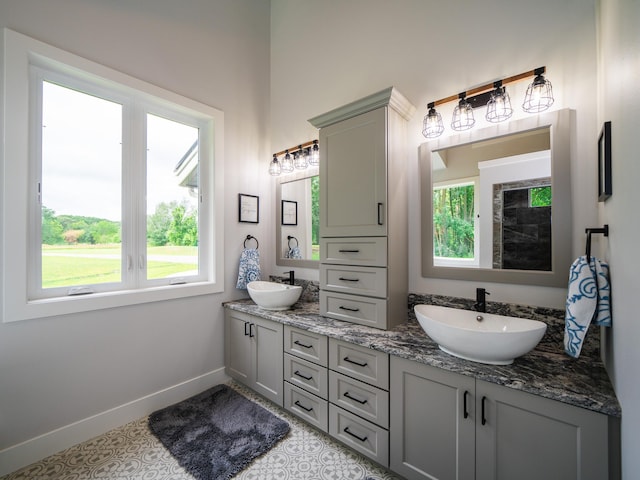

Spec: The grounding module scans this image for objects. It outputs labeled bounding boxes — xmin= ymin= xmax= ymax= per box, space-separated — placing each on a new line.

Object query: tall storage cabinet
xmin=310 ymin=87 xmax=415 ymax=330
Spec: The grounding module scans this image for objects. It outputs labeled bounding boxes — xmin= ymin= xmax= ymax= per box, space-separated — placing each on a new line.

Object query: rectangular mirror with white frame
xmin=420 ymin=109 xmax=572 ymax=287
xmin=276 ymin=167 xmax=320 ymax=269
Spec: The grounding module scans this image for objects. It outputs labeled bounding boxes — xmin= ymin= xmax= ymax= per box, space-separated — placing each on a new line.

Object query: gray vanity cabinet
xmin=390 ymin=356 xmax=475 ymax=479
xmin=224 ymin=310 xmax=283 ymax=406
xmin=311 ymin=87 xmax=415 ymax=331
xmin=390 ymin=356 xmax=610 ymax=480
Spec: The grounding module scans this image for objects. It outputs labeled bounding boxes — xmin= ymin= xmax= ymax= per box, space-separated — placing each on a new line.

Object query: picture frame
xmin=238 ymin=194 xmax=259 ymax=223
xmin=281 ymin=200 xmax=298 ymax=226
xmin=598 ymin=121 xmax=612 ymax=202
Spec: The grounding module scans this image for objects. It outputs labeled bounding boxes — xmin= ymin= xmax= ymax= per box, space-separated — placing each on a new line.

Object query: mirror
xmin=276 ymin=167 xmax=320 ymax=269
xmin=421 ymin=109 xmax=572 ymax=287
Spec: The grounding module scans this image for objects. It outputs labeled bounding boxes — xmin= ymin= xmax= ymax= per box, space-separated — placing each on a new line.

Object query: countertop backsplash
xmin=267 ymin=277 xmax=599 ymax=360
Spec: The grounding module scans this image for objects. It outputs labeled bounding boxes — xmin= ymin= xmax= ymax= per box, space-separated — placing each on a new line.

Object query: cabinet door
xmin=475 ymin=379 xmax=609 ymax=480
xmin=320 ymin=106 xmax=387 ymax=237
xmin=252 ymin=316 xmax=284 ymax=406
xmin=224 ymin=310 xmax=251 ymax=384
xmin=390 ymin=357 xmax=475 ymax=480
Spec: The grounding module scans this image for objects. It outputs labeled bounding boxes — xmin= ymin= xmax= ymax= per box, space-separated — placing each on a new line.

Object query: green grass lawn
xmin=42 ymin=244 xmax=197 ymax=288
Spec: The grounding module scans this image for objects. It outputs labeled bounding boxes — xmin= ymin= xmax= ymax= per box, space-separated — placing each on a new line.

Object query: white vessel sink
xmin=414 ymin=304 xmax=547 ymax=365
xmin=247 ymin=281 xmax=302 ymax=310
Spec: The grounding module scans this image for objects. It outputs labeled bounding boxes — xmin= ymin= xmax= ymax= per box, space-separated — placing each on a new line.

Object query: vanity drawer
xmin=320 ymin=264 xmax=387 ymax=298
xmin=329 ymin=338 xmax=389 ymax=390
xmin=284 ymin=353 xmax=328 ymax=399
xmin=284 ymin=325 xmax=328 ymax=367
xmin=321 ymin=291 xmax=387 ymax=330
xmin=320 ymin=237 xmax=387 ymax=267
xmin=329 ymin=371 xmax=389 ymax=428
xmin=329 ymin=404 xmax=389 ymax=467
xmin=284 ymin=382 xmax=328 ymax=432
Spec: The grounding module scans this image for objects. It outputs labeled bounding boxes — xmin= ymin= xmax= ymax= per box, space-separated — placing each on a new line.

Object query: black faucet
xmin=474 ymin=287 xmax=490 ymax=313
xmin=284 ymin=270 xmax=295 ymax=286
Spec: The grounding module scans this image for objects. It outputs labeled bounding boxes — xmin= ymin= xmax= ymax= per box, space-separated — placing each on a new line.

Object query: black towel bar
xmin=244 ymin=235 xmax=259 ymax=249
xmin=585 ymin=225 xmax=608 ymax=258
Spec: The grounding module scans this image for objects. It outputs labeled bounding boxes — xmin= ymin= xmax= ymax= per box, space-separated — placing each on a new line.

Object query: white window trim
xmin=1 ymin=28 xmax=225 ymax=322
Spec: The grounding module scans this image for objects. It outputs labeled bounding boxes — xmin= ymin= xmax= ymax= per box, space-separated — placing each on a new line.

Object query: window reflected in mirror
xmin=276 ymin=170 xmax=320 ymax=268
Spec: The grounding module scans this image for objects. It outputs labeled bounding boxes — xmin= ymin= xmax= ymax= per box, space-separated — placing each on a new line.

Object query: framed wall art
xmin=238 ymin=194 xmax=259 ymax=223
xmin=281 ymin=200 xmax=298 ymax=226
xmin=598 ymin=121 xmax=612 ymax=202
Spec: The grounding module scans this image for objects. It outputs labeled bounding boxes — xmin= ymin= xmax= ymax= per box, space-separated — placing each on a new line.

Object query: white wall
xmin=599 ymin=0 xmax=640 ymax=477
xmin=0 ymin=0 xmax=271 ymax=472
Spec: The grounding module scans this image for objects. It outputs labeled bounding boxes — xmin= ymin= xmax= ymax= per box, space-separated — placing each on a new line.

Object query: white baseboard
xmin=0 ymin=368 xmax=229 ymax=476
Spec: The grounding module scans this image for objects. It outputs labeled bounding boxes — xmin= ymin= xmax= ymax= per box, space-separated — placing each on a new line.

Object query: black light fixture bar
xmin=273 ymin=139 xmax=317 ymax=158
xmin=430 ymin=67 xmax=546 ymax=108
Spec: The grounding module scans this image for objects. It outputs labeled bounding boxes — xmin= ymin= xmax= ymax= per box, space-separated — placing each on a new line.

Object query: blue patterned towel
xmin=236 ymin=248 xmax=261 ymax=289
xmin=564 ymin=255 xmax=611 ymax=358
xmin=286 ymin=246 xmax=303 ymax=259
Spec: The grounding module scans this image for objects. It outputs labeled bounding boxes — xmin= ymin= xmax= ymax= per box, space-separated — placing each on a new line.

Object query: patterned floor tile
xmin=2 ymin=382 xmax=402 ymax=480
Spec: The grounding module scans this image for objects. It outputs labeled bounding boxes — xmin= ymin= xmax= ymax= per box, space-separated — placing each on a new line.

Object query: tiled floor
xmin=2 ymin=382 xmax=402 ymax=480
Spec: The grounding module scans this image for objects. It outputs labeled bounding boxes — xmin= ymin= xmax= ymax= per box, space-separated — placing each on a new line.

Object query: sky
xmin=41 ymin=81 xmax=198 ymax=222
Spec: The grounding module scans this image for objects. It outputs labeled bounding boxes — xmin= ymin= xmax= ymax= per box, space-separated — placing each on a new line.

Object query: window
xmin=2 ymin=29 xmax=224 ymax=322
xmin=432 ymin=178 xmax=479 ymax=267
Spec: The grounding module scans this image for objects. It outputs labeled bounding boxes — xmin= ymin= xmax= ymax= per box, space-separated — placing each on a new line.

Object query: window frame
xmin=1 ymin=28 xmax=225 ymax=322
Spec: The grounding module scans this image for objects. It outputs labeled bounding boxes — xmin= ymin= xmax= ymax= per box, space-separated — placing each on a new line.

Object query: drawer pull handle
xmin=338 ymin=249 xmax=360 ymax=253
xmin=294 ymin=400 xmax=313 ymax=412
xmin=344 ymin=391 xmax=368 ymax=405
xmin=344 ymin=426 xmax=368 ymax=443
xmin=377 ymin=202 xmax=384 ymax=225
xmin=293 ymin=340 xmax=313 ymax=349
xmin=249 ymin=323 xmax=255 ymax=338
xmin=244 ymin=322 xmax=250 ymax=336
xmin=294 ymin=370 xmax=313 ymax=381
xmin=338 ymin=277 xmax=360 ymax=282
xmin=339 ymin=305 xmax=360 ymax=312
xmin=343 ymin=356 xmax=368 ymax=367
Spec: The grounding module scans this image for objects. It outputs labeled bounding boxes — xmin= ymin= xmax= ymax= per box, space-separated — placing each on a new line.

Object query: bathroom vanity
xmin=223 ymin=298 xmax=620 ymax=480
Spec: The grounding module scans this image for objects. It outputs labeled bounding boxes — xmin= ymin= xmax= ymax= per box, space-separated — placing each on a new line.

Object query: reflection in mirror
xmin=421 ymin=109 xmax=572 ymax=287
xmin=276 ymin=168 xmax=320 ymax=269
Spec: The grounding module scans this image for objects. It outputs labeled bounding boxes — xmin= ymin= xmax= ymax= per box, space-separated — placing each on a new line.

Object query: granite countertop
xmin=223 ymin=299 xmax=621 ymax=418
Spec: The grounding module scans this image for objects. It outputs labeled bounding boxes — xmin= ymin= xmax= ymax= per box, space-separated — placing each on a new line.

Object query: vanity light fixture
xmin=280 ymin=149 xmax=294 ymax=173
xmin=308 ymin=140 xmax=320 ymax=166
xmin=451 ymin=93 xmax=475 ymax=131
xmin=294 ymin=145 xmax=308 ymax=169
xmin=269 ymin=153 xmax=281 ymax=176
xmin=522 ymin=67 xmax=554 ymax=113
xmin=422 ymin=66 xmax=553 ymax=138
xmin=269 ymin=140 xmax=318 ymax=176
xmin=422 ymin=103 xmax=445 ymax=138
xmin=486 ymin=81 xmax=513 ymax=123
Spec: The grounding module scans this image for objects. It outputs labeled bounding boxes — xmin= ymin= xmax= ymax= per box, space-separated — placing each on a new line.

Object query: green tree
xmin=147 ymin=202 xmax=173 ymax=246
xmin=167 ymin=204 xmax=198 ymax=246
xmin=433 ymin=184 xmax=475 ymax=258
xmin=42 ymin=206 xmax=64 ymax=245
xmin=311 ymin=175 xmax=320 ymax=245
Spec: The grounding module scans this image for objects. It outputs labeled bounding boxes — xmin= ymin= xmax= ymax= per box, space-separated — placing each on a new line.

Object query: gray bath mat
xmin=148 ymin=384 xmax=290 ymax=480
